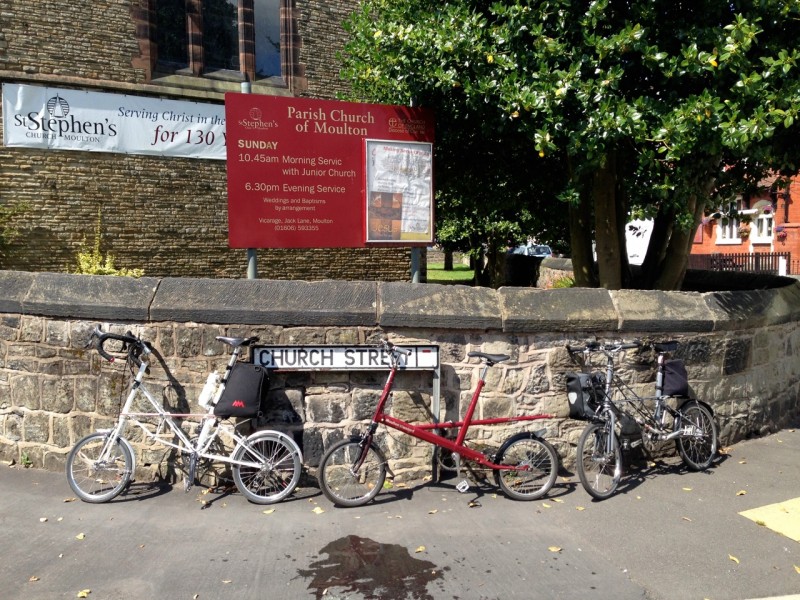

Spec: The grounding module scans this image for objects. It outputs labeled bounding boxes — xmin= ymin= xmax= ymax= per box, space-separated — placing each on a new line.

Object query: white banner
xmin=2 ymin=83 xmax=226 ymax=160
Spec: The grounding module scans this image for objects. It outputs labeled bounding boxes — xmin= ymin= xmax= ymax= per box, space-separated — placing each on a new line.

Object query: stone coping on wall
xmin=2 ymin=269 xmax=799 ymax=332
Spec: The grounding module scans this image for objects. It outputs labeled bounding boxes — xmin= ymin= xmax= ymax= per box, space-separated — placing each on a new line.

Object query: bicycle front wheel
xmin=576 ymin=422 xmax=622 ymax=500
xmin=319 ymin=439 xmax=386 ymax=508
xmin=66 ymin=432 xmax=133 ymax=503
xmin=676 ymin=401 xmax=718 ymax=471
xmin=493 ymin=432 xmax=558 ymax=500
xmin=232 ymin=431 xmax=302 ymax=504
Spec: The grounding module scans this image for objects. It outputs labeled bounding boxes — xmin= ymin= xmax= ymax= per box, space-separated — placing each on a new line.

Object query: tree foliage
xmin=340 ymin=0 xmax=800 ymax=289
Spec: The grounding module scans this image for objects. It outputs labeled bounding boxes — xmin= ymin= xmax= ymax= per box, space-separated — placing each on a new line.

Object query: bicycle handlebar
xmin=379 ymin=339 xmax=413 ymax=360
xmin=567 ymin=340 xmax=641 ymax=355
xmin=91 ymin=326 xmax=150 ymax=365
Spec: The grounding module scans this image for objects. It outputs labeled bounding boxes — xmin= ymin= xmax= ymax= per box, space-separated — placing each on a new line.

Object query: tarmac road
xmin=1 ymin=426 xmax=799 ymax=600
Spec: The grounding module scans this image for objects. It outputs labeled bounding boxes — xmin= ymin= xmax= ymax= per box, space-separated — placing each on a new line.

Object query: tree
xmin=340 ymin=0 xmax=800 ymax=289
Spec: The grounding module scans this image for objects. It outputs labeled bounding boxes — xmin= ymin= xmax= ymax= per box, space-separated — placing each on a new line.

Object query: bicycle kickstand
xmin=453 ymin=453 xmax=470 ymax=494
xmin=185 ymin=452 xmax=198 ymax=493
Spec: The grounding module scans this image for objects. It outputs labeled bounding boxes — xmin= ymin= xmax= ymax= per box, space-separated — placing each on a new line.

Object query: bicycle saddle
xmin=654 ymin=341 xmax=679 ymax=353
xmin=216 ymin=336 xmax=260 ymax=348
xmin=468 ymin=351 xmax=510 ymax=365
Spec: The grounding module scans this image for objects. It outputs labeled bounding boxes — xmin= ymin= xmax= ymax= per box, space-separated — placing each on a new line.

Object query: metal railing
xmin=688 ymin=252 xmax=792 ymax=275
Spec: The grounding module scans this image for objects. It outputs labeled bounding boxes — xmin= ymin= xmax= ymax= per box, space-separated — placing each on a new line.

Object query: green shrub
xmin=75 ymin=209 xmax=144 ymax=277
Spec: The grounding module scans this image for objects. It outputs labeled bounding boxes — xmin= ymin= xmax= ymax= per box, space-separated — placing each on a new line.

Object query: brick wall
xmin=0 ymin=0 xmax=412 ymax=281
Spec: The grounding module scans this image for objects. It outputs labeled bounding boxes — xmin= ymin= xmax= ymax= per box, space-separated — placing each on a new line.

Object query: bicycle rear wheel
xmin=319 ymin=438 xmax=386 ymax=507
xmin=232 ymin=431 xmax=302 ymax=504
xmin=576 ymin=422 xmax=622 ymax=500
xmin=66 ymin=432 xmax=133 ymax=503
xmin=493 ymin=432 xmax=558 ymax=500
xmin=675 ymin=401 xmax=718 ymax=471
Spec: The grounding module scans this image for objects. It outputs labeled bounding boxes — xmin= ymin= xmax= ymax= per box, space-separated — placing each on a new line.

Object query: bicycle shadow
xmin=606 ymin=449 xmax=730 ymax=499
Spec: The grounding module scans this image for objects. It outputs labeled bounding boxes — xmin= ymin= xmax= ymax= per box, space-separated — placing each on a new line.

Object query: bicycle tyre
xmin=576 ymin=422 xmax=622 ymax=500
xmin=675 ymin=401 xmax=718 ymax=471
xmin=66 ymin=432 xmax=133 ymax=503
xmin=231 ymin=431 xmax=302 ymax=504
xmin=493 ymin=432 xmax=558 ymax=500
xmin=318 ymin=438 xmax=386 ymax=508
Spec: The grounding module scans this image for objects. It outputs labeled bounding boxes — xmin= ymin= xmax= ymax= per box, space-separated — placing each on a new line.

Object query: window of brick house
xmin=148 ymin=0 xmax=289 ymax=84
xmin=716 ymin=201 xmax=742 ymax=244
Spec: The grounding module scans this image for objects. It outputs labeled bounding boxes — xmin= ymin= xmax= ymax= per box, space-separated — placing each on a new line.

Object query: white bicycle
xmin=66 ymin=327 xmax=302 ymax=504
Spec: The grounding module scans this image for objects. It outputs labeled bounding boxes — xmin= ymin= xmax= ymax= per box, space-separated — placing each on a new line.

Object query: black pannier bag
xmin=214 ymin=362 xmax=270 ymax=418
xmin=566 ymin=372 xmax=604 ymax=420
xmin=663 ymin=359 xmax=689 ymax=397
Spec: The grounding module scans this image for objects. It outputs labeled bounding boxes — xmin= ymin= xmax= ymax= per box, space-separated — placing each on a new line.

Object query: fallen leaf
xmin=75 ymin=533 xmax=86 ymax=540
xmin=57 ymin=517 xmax=63 ymax=522
xmin=794 ymin=565 xmax=800 ymax=574
xmin=738 ymin=460 xmax=747 ymax=464
xmin=39 ymin=517 xmax=48 ymax=523
xmin=428 ymin=509 xmax=438 ymax=515
xmin=383 ymin=481 xmax=393 ymax=489
xmin=222 ymin=579 xmax=232 ymax=584
xmin=312 ymin=506 xmax=325 ymax=515
xmin=541 ymin=503 xmax=552 ymax=508
xmin=193 ymin=595 xmax=199 ymax=599
xmin=468 ymin=500 xmax=481 ymax=508
xmin=415 ymin=546 xmax=426 ymax=553
xmin=682 ymin=516 xmax=692 ymax=522
xmin=552 ymin=498 xmax=564 ymax=503
xmin=729 ymin=554 xmax=740 ymax=564
xmin=682 ymin=487 xmax=692 ymax=492
xmin=262 ymin=509 xmax=275 ymax=515
xmin=29 ymin=576 xmax=40 ymax=582
xmin=575 ymin=506 xmax=586 ymax=511
xmin=548 ymin=546 xmax=562 ymax=553
xmin=63 ymin=497 xmax=77 ymax=503
xmin=736 ymin=490 xmax=747 ymax=496
xmin=77 ymin=590 xmax=91 ymax=598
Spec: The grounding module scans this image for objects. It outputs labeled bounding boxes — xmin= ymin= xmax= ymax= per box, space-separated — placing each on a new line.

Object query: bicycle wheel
xmin=675 ymin=401 xmax=718 ymax=471
xmin=319 ymin=438 xmax=386 ymax=508
xmin=66 ymin=432 xmax=133 ymax=503
xmin=493 ymin=432 xmax=558 ymax=500
xmin=576 ymin=422 xmax=622 ymax=500
xmin=232 ymin=431 xmax=302 ymax=504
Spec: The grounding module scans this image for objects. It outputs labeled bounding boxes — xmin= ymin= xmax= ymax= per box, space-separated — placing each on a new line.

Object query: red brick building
xmin=691 ymin=176 xmax=800 ymax=275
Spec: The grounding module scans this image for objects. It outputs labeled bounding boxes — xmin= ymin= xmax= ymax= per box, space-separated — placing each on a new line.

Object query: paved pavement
xmin=2 ymin=426 xmax=800 ymax=600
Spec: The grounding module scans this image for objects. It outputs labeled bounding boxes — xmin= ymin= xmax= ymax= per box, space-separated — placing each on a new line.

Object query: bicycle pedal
xmin=455 ymin=479 xmax=470 ymax=494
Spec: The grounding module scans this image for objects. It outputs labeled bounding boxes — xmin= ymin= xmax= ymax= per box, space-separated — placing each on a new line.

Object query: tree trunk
xmin=593 ymin=152 xmax=623 ymax=290
xmin=444 ymin=249 xmax=453 ymax=271
xmin=638 ymin=207 xmax=675 ymax=288
xmin=568 ymin=189 xmax=597 ymax=287
xmin=654 ymin=191 xmax=710 ymax=290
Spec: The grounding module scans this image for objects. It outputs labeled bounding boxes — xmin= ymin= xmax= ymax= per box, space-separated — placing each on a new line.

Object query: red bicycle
xmin=318 ymin=340 xmax=558 ymax=507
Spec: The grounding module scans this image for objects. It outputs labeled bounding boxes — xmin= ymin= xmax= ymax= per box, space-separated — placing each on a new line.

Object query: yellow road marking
xmin=739 ymin=497 xmax=800 ymax=542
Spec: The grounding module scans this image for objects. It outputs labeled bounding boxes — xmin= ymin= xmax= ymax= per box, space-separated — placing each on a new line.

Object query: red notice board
xmin=225 ymin=94 xmax=435 ymax=248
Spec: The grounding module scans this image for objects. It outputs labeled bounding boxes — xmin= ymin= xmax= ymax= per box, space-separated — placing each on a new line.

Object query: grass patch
xmin=427 ymin=262 xmax=473 ymax=285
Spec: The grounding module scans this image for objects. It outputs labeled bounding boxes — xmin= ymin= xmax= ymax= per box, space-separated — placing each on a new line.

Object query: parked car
xmin=508 ymin=244 xmax=553 ymax=258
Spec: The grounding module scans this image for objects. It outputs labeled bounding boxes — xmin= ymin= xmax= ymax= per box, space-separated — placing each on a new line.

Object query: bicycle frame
xmin=365 ymin=355 xmax=550 ymax=472
xmin=97 ymin=346 xmax=265 ymax=472
xmin=587 ymin=345 xmax=700 ymax=444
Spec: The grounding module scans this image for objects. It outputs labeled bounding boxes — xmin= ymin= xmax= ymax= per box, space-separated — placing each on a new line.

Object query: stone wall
xmin=1 ymin=270 xmax=799 ymax=485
